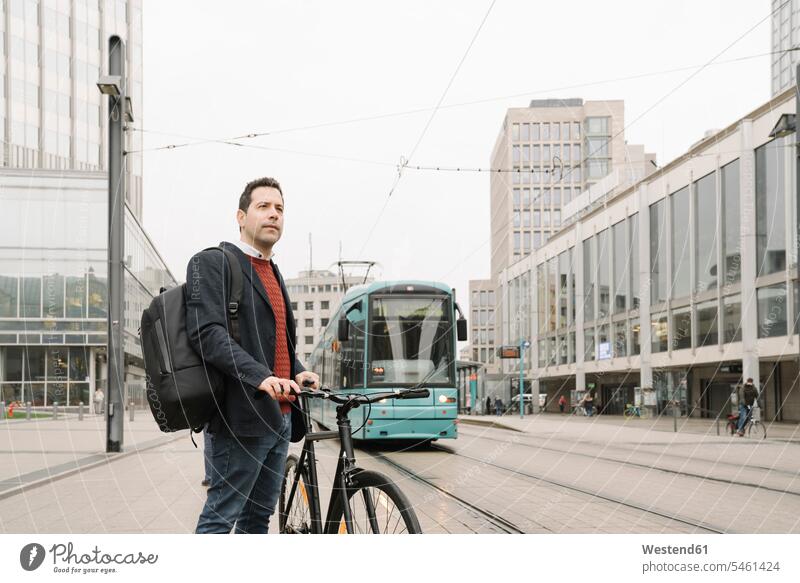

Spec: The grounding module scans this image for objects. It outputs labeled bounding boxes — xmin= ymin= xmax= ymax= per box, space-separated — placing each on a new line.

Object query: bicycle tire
xmin=279 ymin=454 xmax=313 ymax=534
xmin=325 ymin=469 xmax=422 ymax=534
xmin=748 ymin=420 xmax=766 ymax=440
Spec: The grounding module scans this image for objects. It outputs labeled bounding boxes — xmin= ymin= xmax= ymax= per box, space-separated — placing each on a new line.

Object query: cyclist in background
xmin=736 ymin=377 xmax=759 ymax=437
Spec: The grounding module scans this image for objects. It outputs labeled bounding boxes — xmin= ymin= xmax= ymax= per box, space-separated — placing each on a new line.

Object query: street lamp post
xmin=519 ymin=339 xmax=530 ymax=419
xmin=96 ymin=36 xmax=131 ymax=453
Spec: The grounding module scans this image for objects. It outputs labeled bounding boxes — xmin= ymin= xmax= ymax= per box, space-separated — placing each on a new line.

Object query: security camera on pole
xmin=96 ymin=36 xmax=133 ymax=453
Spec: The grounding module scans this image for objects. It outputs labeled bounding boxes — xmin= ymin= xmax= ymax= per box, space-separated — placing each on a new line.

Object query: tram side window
xmin=340 ymin=316 xmax=366 ymax=388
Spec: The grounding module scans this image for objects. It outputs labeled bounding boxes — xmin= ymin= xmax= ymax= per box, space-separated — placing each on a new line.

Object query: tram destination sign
xmin=497 ymin=345 xmax=521 ymax=359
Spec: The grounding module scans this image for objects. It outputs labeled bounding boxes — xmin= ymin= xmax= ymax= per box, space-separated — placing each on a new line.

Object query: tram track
xmin=427 ymin=442 xmax=727 ymax=534
xmin=458 ymin=425 xmax=800 ymax=498
xmin=359 ymin=446 xmax=528 ymax=534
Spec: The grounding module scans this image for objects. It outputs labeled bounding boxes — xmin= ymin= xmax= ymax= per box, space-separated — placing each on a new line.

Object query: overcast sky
xmin=140 ymin=0 xmax=772 ymax=318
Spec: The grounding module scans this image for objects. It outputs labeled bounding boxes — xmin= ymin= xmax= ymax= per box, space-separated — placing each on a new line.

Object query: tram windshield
xmin=368 ymin=295 xmax=454 ymax=386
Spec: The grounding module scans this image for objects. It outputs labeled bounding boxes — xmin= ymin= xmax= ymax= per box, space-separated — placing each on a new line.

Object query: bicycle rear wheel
xmin=748 ymin=421 xmax=766 ymax=440
xmin=326 ymin=470 xmax=421 ymax=534
xmin=279 ymin=454 xmax=313 ymax=533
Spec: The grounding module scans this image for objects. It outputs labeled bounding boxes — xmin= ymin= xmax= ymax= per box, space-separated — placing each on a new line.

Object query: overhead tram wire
xmin=123 ymin=47 xmax=792 ymax=157
xmin=354 ymin=0 xmax=497 ymax=257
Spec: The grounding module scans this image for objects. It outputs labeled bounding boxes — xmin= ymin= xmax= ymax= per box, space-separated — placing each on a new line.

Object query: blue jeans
xmin=737 ymin=404 xmax=750 ymax=433
xmin=196 ymin=412 xmax=291 ymax=534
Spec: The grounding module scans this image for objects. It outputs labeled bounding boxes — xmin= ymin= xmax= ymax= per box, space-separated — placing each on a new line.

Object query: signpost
xmin=498 ymin=342 xmax=530 ymax=418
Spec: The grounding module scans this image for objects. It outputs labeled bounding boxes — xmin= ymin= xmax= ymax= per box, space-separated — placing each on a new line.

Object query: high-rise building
xmin=285 ymin=270 xmax=373 ymax=362
xmin=0 ymin=0 xmax=144 ymax=216
xmin=771 ymin=0 xmax=800 ymax=97
xmin=470 ymin=98 xmax=654 ymax=377
xmin=0 ymin=1 xmax=172 ymax=412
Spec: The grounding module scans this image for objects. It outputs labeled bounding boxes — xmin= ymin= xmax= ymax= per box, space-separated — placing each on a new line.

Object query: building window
xmin=614 ymin=321 xmax=627 ymax=357
xmin=757 ymin=283 xmax=788 ymax=338
xmin=597 ymin=229 xmax=610 ymax=319
xmin=584 ymin=327 xmax=595 ymax=361
xmin=694 ymin=172 xmax=716 ymax=292
xmin=650 ymin=199 xmax=667 ymax=304
xmin=305 ymin=335 xmax=314 ymax=344
xmin=671 ymin=186 xmax=690 ymax=299
xmin=651 ymin=312 xmax=668 ymax=352
xmin=542 ymin=122 xmax=550 ymax=140
xmin=723 ymin=295 xmax=742 ymax=343
xmin=305 ymin=318 xmax=313 ymax=327
xmin=721 ymin=159 xmax=741 ymax=286
xmin=630 ymin=320 xmax=640 ymax=355
xmin=583 ymin=237 xmax=594 ymax=322
xmin=290 ymin=301 xmax=298 ymax=311
xmin=305 ymin=301 xmax=314 ymax=310
xmin=521 ymin=123 xmax=530 ymax=141
xmin=531 ymin=123 xmax=540 ymax=140
xmin=552 ymin=122 xmax=560 ymax=141
xmin=672 ymin=306 xmax=691 ymax=350
xmin=512 ymin=123 xmax=519 ymax=141
xmin=321 ymin=318 xmax=329 ymax=327
xmin=756 ymin=138 xmax=787 ymax=277
xmin=696 ymin=300 xmax=718 ymax=347
xmin=612 ymin=221 xmax=627 ymax=313
xmin=630 ymin=214 xmax=639 ymax=309
xmin=321 ymin=300 xmax=329 ymax=310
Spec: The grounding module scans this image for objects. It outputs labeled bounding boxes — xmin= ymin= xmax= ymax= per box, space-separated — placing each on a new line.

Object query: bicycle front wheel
xmin=279 ymin=454 xmax=313 ymax=534
xmin=748 ymin=421 xmax=766 ymax=440
xmin=326 ymin=470 xmax=421 ymax=534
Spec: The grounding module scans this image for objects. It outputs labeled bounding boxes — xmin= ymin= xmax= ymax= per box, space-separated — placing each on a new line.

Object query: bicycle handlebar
xmin=295 ymin=386 xmax=430 ymax=407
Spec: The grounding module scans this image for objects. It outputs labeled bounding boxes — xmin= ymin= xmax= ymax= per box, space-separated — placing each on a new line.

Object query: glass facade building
xmin=1 ymin=0 xmax=144 ymax=217
xmin=0 ymin=171 xmax=175 ymax=407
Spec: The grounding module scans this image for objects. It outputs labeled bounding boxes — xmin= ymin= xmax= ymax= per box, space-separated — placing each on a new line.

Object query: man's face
xmin=237 ymin=186 xmax=284 ymax=248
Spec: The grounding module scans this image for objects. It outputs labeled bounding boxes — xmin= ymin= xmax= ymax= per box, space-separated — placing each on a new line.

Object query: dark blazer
xmin=185 ymin=241 xmax=306 ymax=441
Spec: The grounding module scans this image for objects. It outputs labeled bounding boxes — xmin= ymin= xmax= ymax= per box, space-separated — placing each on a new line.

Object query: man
xmin=736 ymin=377 xmax=759 ymax=436
xmin=188 ymin=177 xmax=319 ymax=534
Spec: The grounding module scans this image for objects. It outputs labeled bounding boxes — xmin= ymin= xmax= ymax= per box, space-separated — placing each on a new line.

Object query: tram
xmin=306 ymin=280 xmax=467 ymax=441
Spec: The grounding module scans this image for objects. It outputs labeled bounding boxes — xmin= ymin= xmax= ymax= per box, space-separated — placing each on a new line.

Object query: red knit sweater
xmin=249 ymin=256 xmax=292 ymax=414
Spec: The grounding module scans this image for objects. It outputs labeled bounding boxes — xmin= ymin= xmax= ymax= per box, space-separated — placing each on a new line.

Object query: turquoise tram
xmin=306 ymin=280 xmax=467 ymax=441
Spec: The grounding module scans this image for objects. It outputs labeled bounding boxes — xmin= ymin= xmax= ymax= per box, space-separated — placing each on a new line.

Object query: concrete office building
xmin=286 ymin=270 xmax=373 ymax=363
xmin=469 ymin=98 xmax=654 ymax=380
xmin=497 ymin=87 xmax=800 ymax=422
xmin=0 ymin=1 xmax=173 ymax=410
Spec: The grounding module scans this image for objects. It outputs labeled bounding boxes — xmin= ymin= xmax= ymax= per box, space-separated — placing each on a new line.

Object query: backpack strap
xmin=199 ymin=244 xmax=244 ymax=344
xmin=219 ymin=246 xmax=243 ymax=344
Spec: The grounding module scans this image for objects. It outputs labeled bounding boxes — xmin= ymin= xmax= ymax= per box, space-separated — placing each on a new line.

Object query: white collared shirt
xmin=231 ymin=238 xmax=273 ymax=260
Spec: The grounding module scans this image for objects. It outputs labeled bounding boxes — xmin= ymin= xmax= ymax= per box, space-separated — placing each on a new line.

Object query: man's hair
xmin=238 ymin=177 xmax=283 ymax=213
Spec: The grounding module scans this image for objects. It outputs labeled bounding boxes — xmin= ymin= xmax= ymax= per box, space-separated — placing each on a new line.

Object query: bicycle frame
xmin=282 ymin=393 xmax=365 ymax=534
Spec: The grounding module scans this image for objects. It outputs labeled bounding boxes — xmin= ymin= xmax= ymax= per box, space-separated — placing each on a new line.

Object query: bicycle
xmin=623 ymin=403 xmax=641 ymax=418
xmin=726 ymin=405 xmax=767 ymax=439
xmin=278 ymin=383 xmax=428 ymax=534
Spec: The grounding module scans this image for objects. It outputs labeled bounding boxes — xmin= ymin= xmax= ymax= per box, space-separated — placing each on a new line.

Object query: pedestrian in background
xmin=94 ymin=388 xmax=104 ymax=415
xmin=486 ymin=396 xmax=492 ymax=416
xmin=583 ymin=391 xmax=595 ymax=417
xmin=494 ymin=396 xmax=503 ymax=416
xmin=558 ymin=395 xmax=567 ymax=414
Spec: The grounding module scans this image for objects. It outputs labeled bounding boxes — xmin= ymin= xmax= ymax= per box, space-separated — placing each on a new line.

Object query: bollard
xmin=53 ymin=402 xmax=58 ymax=420
xmin=0 ymin=401 xmax=5 ymax=420
xmin=26 ymin=402 xmax=31 ymax=420
xmin=79 ymin=402 xmax=84 ymax=421
xmin=129 ymin=400 xmax=134 ymax=422
xmin=716 ymin=417 xmax=720 ymax=436
xmin=673 ymin=403 xmax=678 ymax=433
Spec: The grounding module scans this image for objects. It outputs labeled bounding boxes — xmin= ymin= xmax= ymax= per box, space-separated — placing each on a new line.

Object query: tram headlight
xmin=438 ymin=395 xmax=456 ymax=404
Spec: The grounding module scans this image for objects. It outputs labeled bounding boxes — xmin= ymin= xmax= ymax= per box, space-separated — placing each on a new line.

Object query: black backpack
xmin=139 ymin=245 xmax=242 ymax=435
